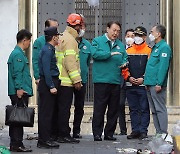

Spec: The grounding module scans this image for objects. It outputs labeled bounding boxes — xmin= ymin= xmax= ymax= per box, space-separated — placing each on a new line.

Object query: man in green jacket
xmin=144 ymin=24 xmax=172 ymax=136
xmin=32 ymin=18 xmax=59 ymax=85
xmin=7 ymin=29 xmax=33 ymax=152
xmin=72 ymin=23 xmax=91 ymax=138
xmin=91 ymin=21 xmax=127 ymax=141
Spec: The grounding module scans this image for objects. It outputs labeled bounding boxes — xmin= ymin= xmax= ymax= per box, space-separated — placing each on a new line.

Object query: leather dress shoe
xmin=50 ymin=136 xmax=58 ymax=141
xmin=94 ymin=135 xmax=102 ymax=141
xmin=37 ymin=140 xmax=59 ymax=149
xmin=139 ymin=133 xmax=148 ymax=140
xmin=73 ymin=133 xmax=82 ymax=139
xmin=10 ymin=146 xmax=32 ymax=152
xmin=104 ymin=136 xmax=117 ymax=141
xmin=57 ymin=136 xmax=80 ymax=144
xmin=127 ymin=132 xmax=140 ymax=139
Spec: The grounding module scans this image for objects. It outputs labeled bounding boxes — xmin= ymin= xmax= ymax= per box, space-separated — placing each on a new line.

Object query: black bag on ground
xmin=5 ymin=100 xmax=35 ymax=127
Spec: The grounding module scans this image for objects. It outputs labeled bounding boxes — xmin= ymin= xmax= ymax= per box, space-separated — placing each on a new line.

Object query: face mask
xmin=134 ymin=36 xmax=144 ymax=45
xmin=79 ymin=29 xmax=85 ymax=37
xmin=125 ymin=37 xmax=134 ymax=46
xmin=149 ymin=34 xmax=156 ymax=42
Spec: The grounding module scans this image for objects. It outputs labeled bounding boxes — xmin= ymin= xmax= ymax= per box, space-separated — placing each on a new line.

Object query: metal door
xmin=37 ymin=0 xmax=160 ymax=104
xmin=37 ymin=0 xmax=75 ymax=35
xmin=122 ymin=0 xmax=160 ymax=45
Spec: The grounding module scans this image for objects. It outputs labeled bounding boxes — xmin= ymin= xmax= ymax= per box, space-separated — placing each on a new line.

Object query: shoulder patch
xmin=17 ymin=59 xmax=22 ymax=62
xmin=83 ymin=46 xmax=87 ymax=50
xmin=162 ymin=53 xmax=167 ymax=57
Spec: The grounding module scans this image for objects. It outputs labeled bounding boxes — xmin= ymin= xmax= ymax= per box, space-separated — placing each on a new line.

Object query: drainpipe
xmin=172 ymin=0 xmax=180 ymax=106
xmin=160 ymin=0 xmax=173 ymax=105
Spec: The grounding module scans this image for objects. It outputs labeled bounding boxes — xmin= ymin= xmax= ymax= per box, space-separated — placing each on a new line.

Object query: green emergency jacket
xmin=91 ymin=34 xmax=127 ymax=84
xmin=32 ymin=35 xmax=45 ymax=80
xmin=144 ymin=39 xmax=172 ymax=87
xmin=79 ymin=38 xmax=91 ymax=83
xmin=7 ymin=46 xmax=33 ymax=96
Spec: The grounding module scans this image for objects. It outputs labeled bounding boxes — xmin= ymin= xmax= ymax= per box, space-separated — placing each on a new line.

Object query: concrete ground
xmin=0 ymin=126 xmax=152 ymax=154
xmin=1 ymin=105 xmax=178 ymax=153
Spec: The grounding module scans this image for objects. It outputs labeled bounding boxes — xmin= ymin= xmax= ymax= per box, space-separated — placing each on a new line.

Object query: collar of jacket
xmin=78 ymin=38 xmax=85 ymax=48
xmin=15 ymin=45 xmax=26 ymax=54
xmin=46 ymin=42 xmax=55 ymax=51
xmin=65 ymin=26 xmax=78 ymax=39
xmin=132 ymin=42 xmax=148 ymax=50
xmin=103 ymin=34 xmax=118 ymax=47
xmin=154 ymin=39 xmax=165 ymax=48
xmin=103 ymin=33 xmax=114 ymax=43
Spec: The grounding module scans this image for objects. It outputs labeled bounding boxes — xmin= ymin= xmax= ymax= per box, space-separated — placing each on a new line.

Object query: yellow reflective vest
xmin=56 ymin=26 xmax=82 ymax=87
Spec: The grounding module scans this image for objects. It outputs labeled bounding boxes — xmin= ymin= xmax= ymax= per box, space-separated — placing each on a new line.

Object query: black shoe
xmin=73 ymin=133 xmax=82 ymax=139
xmin=50 ymin=136 xmax=58 ymax=141
xmin=119 ymin=132 xmax=127 ymax=135
xmin=94 ymin=135 xmax=102 ymax=141
xmin=10 ymin=146 xmax=32 ymax=152
xmin=104 ymin=136 xmax=117 ymax=141
xmin=57 ymin=136 xmax=80 ymax=144
xmin=127 ymin=132 xmax=140 ymax=139
xmin=114 ymin=132 xmax=119 ymax=135
xmin=37 ymin=140 xmax=59 ymax=149
xmin=139 ymin=133 xmax=148 ymax=140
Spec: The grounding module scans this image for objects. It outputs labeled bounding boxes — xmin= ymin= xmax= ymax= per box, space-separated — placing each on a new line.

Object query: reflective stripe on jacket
xmin=56 ymin=26 xmax=82 ymax=86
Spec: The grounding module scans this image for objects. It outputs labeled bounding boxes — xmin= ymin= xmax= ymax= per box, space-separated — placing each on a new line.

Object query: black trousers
xmin=118 ymin=87 xmax=127 ymax=134
xmin=92 ymin=83 xmax=120 ymax=137
xmin=58 ymin=86 xmax=73 ymax=137
xmin=51 ymin=98 xmax=59 ymax=138
xmin=37 ymin=88 xmax=59 ymax=139
xmin=38 ymin=77 xmax=60 ymax=141
xmin=73 ymin=83 xmax=86 ymax=134
xmin=9 ymin=94 xmax=29 ymax=147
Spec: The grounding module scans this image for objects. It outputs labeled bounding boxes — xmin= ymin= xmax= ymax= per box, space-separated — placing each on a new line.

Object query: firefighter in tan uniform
xmin=56 ymin=13 xmax=83 ymax=144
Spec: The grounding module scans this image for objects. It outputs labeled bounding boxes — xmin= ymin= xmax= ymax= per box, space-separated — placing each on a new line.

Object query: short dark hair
xmin=45 ymin=36 xmax=53 ymax=42
xmin=155 ymin=24 xmax=166 ymax=39
xmin=107 ymin=21 xmax=121 ymax=29
xmin=125 ymin=29 xmax=134 ymax=35
xmin=45 ymin=18 xmax=58 ymax=28
xmin=16 ymin=29 xmax=32 ymax=43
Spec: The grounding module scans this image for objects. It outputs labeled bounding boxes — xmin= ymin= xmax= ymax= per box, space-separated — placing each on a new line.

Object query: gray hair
xmin=155 ymin=24 xmax=166 ymax=39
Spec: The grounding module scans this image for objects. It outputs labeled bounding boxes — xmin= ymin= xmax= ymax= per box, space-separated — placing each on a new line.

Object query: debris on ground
xmin=148 ymin=135 xmax=173 ymax=154
xmin=26 ymin=133 xmax=38 ymax=140
xmin=117 ymin=148 xmax=137 ymax=153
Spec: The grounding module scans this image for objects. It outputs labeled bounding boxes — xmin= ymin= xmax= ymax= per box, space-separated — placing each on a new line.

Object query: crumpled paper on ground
xmin=148 ymin=136 xmax=173 ymax=153
xmin=116 ymin=148 xmax=137 ymax=153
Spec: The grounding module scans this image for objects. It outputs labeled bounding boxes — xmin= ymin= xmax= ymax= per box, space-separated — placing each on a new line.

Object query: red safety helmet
xmin=67 ymin=13 xmax=83 ymax=26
